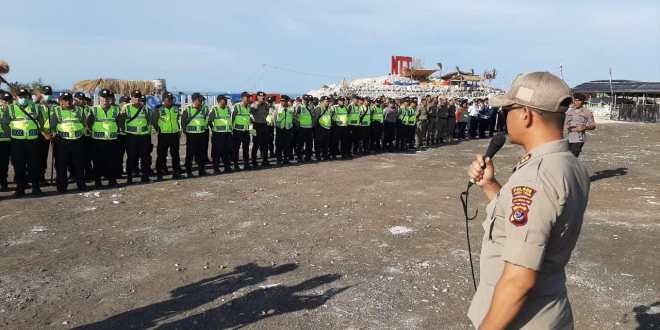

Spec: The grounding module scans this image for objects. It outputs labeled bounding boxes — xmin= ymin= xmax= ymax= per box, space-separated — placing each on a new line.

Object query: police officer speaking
xmin=467 ymin=72 xmax=590 ymax=329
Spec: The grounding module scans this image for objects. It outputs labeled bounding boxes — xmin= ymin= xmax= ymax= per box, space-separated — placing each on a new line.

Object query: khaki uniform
xmin=436 ymin=104 xmax=449 ymax=143
xmin=415 ymin=104 xmax=429 ymax=148
xmin=468 ymin=139 xmax=590 ymax=329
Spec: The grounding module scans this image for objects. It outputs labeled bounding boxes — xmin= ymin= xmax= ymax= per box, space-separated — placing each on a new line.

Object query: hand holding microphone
xmin=468 ymin=155 xmax=495 ymax=187
xmin=467 ymin=133 xmax=506 ymax=189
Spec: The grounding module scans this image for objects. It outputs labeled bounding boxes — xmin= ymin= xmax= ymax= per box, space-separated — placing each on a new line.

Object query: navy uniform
xmin=313 ymin=96 xmax=332 ymax=160
xmin=232 ymin=92 xmax=252 ymax=170
xmin=153 ymin=92 xmax=182 ymax=180
xmin=346 ymin=96 xmax=361 ymax=156
xmin=395 ymin=99 xmax=408 ymax=151
xmin=117 ymin=95 xmax=129 ymax=174
xmin=0 ymin=90 xmax=12 ymax=191
xmin=331 ymin=97 xmax=350 ymax=159
xmin=73 ymin=92 xmax=93 ymax=180
xmin=181 ymin=93 xmax=209 ymax=177
xmin=119 ymin=90 xmax=152 ymax=184
xmin=274 ymin=95 xmax=294 ymax=165
xmin=208 ymin=95 xmax=234 ymax=173
xmin=294 ymin=96 xmax=314 ymax=162
xmin=36 ymin=85 xmax=55 ymax=183
xmin=87 ymin=89 xmax=121 ymax=188
xmin=7 ymin=88 xmax=45 ymax=196
xmin=49 ymin=92 xmax=87 ymax=193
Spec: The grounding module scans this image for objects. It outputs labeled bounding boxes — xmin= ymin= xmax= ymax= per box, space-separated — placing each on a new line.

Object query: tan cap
xmin=490 ymin=71 xmax=572 ymax=113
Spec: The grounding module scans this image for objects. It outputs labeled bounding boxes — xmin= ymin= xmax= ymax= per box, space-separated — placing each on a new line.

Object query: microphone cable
xmin=460 ymin=183 xmax=479 ymax=292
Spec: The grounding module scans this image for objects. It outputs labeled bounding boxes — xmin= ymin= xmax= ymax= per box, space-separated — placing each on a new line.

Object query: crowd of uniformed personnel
xmin=0 ymin=86 xmax=503 ymax=197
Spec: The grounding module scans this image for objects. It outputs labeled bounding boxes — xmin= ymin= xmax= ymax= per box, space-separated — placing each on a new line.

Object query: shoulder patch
xmin=512 ymin=186 xmax=536 ymax=199
xmin=510 ymin=186 xmax=536 ymax=226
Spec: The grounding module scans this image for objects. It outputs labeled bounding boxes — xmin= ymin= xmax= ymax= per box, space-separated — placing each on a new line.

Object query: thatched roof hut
xmin=400 ymin=68 xmax=438 ymax=82
xmin=72 ymin=78 xmax=166 ymax=95
xmin=0 ymin=60 xmax=9 ymax=75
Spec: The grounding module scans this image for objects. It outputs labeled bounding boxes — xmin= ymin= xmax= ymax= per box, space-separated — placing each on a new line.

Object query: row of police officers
xmin=0 ymin=87 xmax=432 ymax=197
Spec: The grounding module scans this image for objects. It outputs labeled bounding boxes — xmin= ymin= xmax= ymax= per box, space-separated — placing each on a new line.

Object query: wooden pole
xmin=609 ymin=67 xmax=616 ymax=118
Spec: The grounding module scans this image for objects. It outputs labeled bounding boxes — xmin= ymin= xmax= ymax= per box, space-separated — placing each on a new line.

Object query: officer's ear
xmin=522 ymin=107 xmax=534 ymax=128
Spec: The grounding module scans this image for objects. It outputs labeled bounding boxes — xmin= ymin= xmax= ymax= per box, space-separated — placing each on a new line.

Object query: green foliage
xmin=5 ymin=78 xmax=47 ymax=95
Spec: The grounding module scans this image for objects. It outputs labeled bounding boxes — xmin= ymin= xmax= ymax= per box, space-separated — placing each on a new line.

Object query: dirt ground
xmin=0 ymin=122 xmax=658 ymax=330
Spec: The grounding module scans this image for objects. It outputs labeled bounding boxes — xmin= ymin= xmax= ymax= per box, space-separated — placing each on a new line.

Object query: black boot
xmin=14 ymin=186 xmax=25 ymax=197
xmin=31 ymin=183 xmax=43 ymax=196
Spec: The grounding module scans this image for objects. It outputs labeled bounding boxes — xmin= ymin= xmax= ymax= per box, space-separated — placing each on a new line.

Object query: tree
xmin=6 ymin=78 xmax=47 ymax=95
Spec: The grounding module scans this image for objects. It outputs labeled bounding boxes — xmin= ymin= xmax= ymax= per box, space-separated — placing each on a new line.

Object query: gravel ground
xmin=0 ymin=122 xmax=658 ymax=330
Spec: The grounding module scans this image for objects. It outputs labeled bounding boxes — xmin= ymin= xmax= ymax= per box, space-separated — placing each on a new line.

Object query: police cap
xmin=17 ymin=88 xmax=30 ymax=97
xmin=59 ymin=92 xmax=73 ymax=101
xmin=1 ymin=91 xmax=13 ymax=102
xmin=100 ymin=89 xmax=114 ymax=98
xmin=191 ymin=92 xmax=205 ymax=101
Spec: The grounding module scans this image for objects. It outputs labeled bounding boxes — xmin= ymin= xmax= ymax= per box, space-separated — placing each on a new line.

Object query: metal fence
xmin=610 ymin=104 xmax=659 ymax=123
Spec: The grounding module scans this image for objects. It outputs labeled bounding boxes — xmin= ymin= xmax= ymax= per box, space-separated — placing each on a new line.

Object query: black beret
xmin=130 ymin=90 xmax=142 ymax=98
xmin=256 ymin=91 xmax=265 ymax=97
xmin=42 ymin=86 xmax=53 ymax=95
xmin=191 ymin=92 xmax=205 ymax=101
xmin=281 ymin=95 xmax=290 ymax=101
xmin=74 ymin=92 xmax=86 ymax=99
xmin=216 ymin=95 xmax=228 ymax=101
xmin=240 ymin=92 xmax=250 ymax=98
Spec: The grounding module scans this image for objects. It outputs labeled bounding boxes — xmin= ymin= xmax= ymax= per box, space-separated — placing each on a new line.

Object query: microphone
xmin=468 ymin=133 xmax=506 ymax=188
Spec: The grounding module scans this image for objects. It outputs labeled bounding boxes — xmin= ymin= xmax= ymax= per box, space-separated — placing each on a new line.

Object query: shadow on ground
xmin=74 ymin=262 xmax=349 ymax=330
xmin=590 ymin=167 xmax=628 ymax=182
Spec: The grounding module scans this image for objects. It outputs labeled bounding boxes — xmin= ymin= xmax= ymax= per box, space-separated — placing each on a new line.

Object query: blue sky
xmin=1 ymin=0 xmax=658 ymax=93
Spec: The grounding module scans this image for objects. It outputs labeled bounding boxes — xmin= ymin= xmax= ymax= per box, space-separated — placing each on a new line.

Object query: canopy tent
xmin=572 ymin=80 xmax=660 ymax=96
